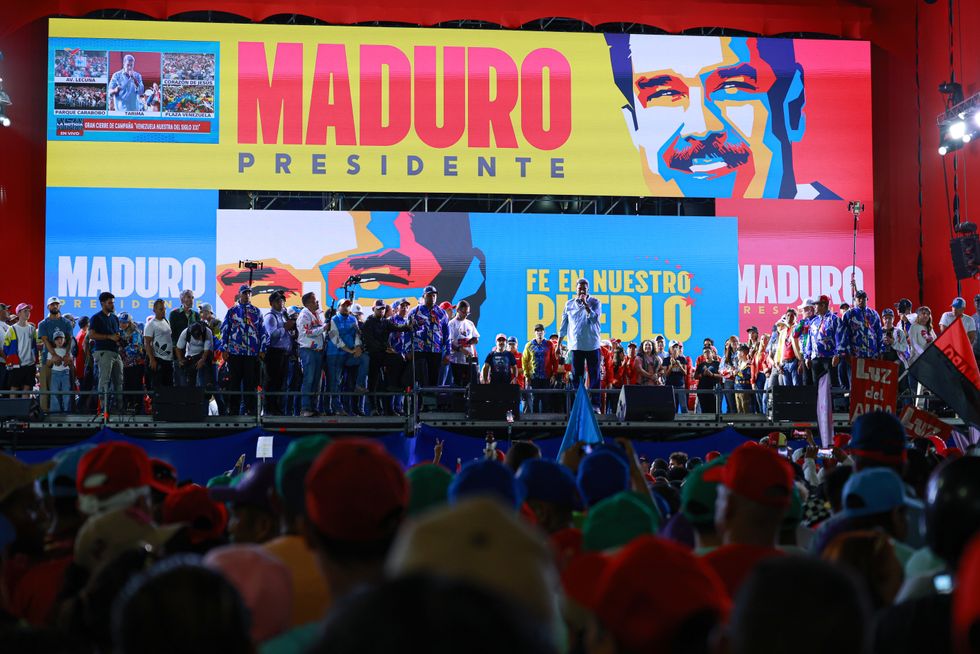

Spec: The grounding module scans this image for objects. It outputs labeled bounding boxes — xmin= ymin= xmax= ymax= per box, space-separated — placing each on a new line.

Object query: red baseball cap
xmin=705 ymin=451 xmax=722 ymax=462
xmin=304 ymin=439 xmax=408 ymax=542
xmin=833 ymin=433 xmax=852 ymax=449
xmin=954 ymin=534 xmax=980 ymax=654
xmin=702 ymin=443 xmax=794 ymax=509
xmin=76 ymin=442 xmax=152 ymax=514
xmin=818 ymin=294 xmax=832 ymax=305
xmin=149 ymin=458 xmax=178 ymax=495
xmin=560 ymin=551 xmax=607 ymax=608
xmin=550 ymin=527 xmax=583 ymax=572
xmin=162 ymin=484 xmax=229 ymax=545
xmin=591 ymin=535 xmax=730 ymax=651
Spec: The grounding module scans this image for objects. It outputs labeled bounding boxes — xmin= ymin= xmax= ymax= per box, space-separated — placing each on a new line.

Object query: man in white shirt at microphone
xmin=558 ymin=277 xmax=603 ymax=410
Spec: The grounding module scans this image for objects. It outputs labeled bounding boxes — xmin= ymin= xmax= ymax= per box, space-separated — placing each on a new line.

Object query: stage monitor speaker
xmin=467 ymin=384 xmax=521 ymax=420
xmin=0 ymin=398 xmax=33 ymax=420
xmin=770 ymin=385 xmax=819 ymax=422
xmin=153 ymin=387 xmax=207 ymax=422
xmin=616 ymin=385 xmax=675 ymax=422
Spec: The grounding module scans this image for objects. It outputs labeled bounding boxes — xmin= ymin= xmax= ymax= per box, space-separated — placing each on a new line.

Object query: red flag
xmin=909 ymin=318 xmax=980 ymax=427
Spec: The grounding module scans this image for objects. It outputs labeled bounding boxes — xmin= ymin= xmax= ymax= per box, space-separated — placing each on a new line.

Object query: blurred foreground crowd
xmin=2 ymin=410 xmax=980 ymax=654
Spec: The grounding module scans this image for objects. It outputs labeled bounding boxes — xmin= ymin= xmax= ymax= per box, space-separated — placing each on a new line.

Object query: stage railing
xmin=0 ymin=384 xmax=961 ymax=427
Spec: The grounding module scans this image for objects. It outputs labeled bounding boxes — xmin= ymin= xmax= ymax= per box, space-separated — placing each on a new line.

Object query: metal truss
xmin=218 ymin=190 xmax=716 ymax=217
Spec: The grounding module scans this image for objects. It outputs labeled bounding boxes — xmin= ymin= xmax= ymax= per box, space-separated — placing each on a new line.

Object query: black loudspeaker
xmin=0 ymin=398 xmax=33 ymax=420
xmin=950 ymin=234 xmax=980 ymax=280
xmin=616 ymin=385 xmax=675 ymax=422
xmin=436 ymin=388 xmax=468 ymax=412
xmin=153 ymin=387 xmax=207 ymax=422
xmin=467 ymin=384 xmax=521 ymax=420
xmin=770 ymin=385 xmax=819 ymax=421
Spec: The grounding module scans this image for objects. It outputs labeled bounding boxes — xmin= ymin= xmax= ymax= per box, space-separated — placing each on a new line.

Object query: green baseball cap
xmin=206 ymin=473 xmax=234 ymax=489
xmin=583 ymin=491 xmax=660 ymax=552
xmin=406 ymin=464 xmax=454 ymax=516
xmin=276 ymin=435 xmax=332 ymax=515
xmin=680 ymin=455 xmax=728 ymax=527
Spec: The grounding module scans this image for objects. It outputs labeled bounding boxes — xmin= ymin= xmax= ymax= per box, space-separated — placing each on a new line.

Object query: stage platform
xmin=2 ymin=411 xmax=965 ymax=451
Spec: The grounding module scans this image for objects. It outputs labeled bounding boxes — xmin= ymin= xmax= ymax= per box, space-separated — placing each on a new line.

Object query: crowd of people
xmin=53 ymin=84 xmax=107 ymax=110
xmin=54 ymin=51 xmax=108 ymax=79
xmin=162 ymin=85 xmax=215 ymax=114
xmin=2 ymin=411 xmax=980 ymax=654
xmin=162 ymin=53 xmax=215 ymax=82
xmin=1 ymin=286 xmax=978 ymax=419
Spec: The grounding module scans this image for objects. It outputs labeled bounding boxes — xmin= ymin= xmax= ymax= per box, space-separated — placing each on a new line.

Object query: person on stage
xmin=220 ymin=285 xmax=267 ymax=416
xmin=804 ymin=294 xmax=844 ymax=386
xmin=558 ymin=278 xmax=602 ymax=409
xmin=407 ymin=285 xmax=451 ymax=389
xmin=522 ymin=324 xmax=558 ymax=413
xmin=482 ymin=334 xmax=517 ymax=385
xmin=108 ymin=54 xmax=144 ymax=112
xmin=262 ymin=290 xmax=294 ymax=415
xmin=447 ymin=300 xmax=480 ymax=387
xmin=839 ymin=289 xmax=884 ymax=390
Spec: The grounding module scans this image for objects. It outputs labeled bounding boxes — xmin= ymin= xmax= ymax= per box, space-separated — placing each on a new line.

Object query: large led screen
xmin=47 ymin=192 xmax=739 ymax=346
xmin=46 ymin=19 xmax=872 ymax=201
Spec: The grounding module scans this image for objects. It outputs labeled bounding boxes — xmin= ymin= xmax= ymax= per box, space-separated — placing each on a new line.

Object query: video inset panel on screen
xmin=48 ymin=36 xmax=219 ymax=142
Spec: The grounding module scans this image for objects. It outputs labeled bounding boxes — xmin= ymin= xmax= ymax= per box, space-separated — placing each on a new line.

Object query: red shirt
xmin=74 ymin=328 xmax=87 ymax=378
xmin=622 ymin=355 xmax=639 ymax=385
xmin=511 ymin=351 xmax=524 ymax=388
xmin=702 ymin=544 xmax=784 ymax=596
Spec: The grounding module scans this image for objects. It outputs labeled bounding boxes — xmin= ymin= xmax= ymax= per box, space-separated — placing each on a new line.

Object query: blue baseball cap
xmin=576 ymin=450 xmax=630 ymax=508
xmin=423 ymin=285 xmax=438 ymax=295
xmin=238 ymin=284 xmax=252 ymax=294
xmin=48 ymin=444 xmax=97 ymax=498
xmin=118 ymin=312 xmax=131 ymax=323
xmin=849 ymin=411 xmax=908 ymax=465
xmin=515 ymin=459 xmax=583 ymax=511
xmin=447 ymin=459 xmax=525 ymax=510
xmin=952 ymin=297 xmax=966 ymax=309
xmin=840 ymin=468 xmax=923 ymax=519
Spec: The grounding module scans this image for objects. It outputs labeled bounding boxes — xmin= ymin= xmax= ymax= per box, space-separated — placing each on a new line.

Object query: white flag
xmin=817 ymin=372 xmax=833 ymax=447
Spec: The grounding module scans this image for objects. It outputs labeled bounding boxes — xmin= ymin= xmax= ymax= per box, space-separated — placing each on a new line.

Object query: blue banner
xmin=11 ymin=425 xmax=762 ymax=484
xmin=45 ymin=187 xmax=218 ymax=323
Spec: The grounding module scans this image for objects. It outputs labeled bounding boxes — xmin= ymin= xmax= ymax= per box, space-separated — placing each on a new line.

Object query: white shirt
xmin=176 ymin=327 xmax=212 ymax=358
xmin=907 ymin=323 xmax=937 ymax=363
xmin=11 ymin=323 xmax=36 ymax=368
xmin=51 ymin=346 xmax=70 ymax=373
xmin=447 ymin=318 xmax=480 ymax=364
xmin=938 ymin=311 xmax=977 ymax=336
xmin=144 ymin=317 xmax=174 ymax=361
xmin=296 ymin=307 xmax=328 ymax=351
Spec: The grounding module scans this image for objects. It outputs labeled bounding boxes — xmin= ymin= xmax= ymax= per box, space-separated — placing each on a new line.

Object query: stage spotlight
xmin=0 ymin=114 xmax=10 ymax=128
xmin=949 ymin=120 xmax=967 ymax=140
xmin=939 ymin=145 xmax=949 ymax=156
xmin=966 ymin=134 xmax=973 ymax=143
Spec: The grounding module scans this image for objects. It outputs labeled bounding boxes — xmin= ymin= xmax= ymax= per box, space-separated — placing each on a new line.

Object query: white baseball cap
xmin=46 ymin=296 xmax=63 ymax=307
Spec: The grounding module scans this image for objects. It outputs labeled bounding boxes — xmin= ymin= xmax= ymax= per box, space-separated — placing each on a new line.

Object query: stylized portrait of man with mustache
xmin=605 ymin=34 xmax=840 ymax=200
